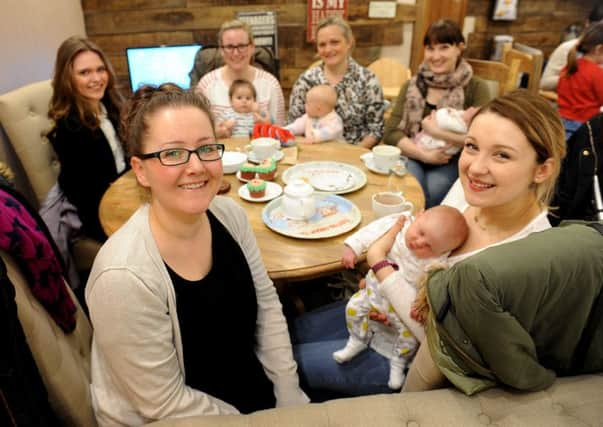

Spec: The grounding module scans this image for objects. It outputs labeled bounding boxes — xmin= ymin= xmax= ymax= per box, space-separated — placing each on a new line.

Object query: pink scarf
xmin=398 ymin=59 xmax=473 ymax=138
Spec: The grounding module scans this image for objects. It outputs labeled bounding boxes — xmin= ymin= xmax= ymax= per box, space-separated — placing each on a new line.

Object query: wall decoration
xmin=307 ymin=0 xmax=349 ymax=42
xmin=492 ymin=0 xmax=518 ymax=21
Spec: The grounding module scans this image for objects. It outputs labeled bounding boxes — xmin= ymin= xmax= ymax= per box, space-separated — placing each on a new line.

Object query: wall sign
xmin=307 ymin=0 xmax=349 ymax=43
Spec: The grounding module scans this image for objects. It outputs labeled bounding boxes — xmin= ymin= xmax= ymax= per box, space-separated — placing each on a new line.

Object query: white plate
xmin=282 ymin=161 xmax=367 ymax=194
xmin=262 ymin=194 xmax=361 ymax=239
xmin=238 ymin=181 xmax=283 ymax=203
xmin=247 ymin=150 xmax=284 ymax=164
xmin=360 ymin=153 xmax=407 ymax=176
xmin=236 ymin=170 xmax=278 ymax=183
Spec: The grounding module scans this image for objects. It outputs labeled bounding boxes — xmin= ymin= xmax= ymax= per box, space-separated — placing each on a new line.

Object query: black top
xmin=168 ymin=211 xmax=275 ymax=414
xmin=48 ymin=105 xmax=126 ymax=242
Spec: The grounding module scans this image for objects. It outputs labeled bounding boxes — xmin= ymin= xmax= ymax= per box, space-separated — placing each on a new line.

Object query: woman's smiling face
xmin=423 ymin=42 xmax=463 ymax=75
xmin=459 ymin=111 xmax=551 ymax=210
xmin=316 ymin=24 xmax=352 ymax=69
xmin=131 ymin=106 xmax=222 ymax=221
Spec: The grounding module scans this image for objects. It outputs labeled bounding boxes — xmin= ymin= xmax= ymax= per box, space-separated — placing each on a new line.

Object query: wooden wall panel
xmin=82 ymin=0 xmax=415 ymax=100
xmin=465 ymin=0 xmax=596 ymax=60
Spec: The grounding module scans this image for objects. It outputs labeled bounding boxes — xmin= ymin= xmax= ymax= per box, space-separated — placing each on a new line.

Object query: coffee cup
xmin=372 ymin=145 xmax=401 ymax=172
xmin=245 ymin=137 xmax=279 ymax=161
xmin=372 ymin=191 xmax=413 ymax=218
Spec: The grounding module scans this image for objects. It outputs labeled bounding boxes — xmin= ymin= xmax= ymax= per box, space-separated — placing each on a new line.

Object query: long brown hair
xmin=48 ymin=36 xmax=122 ymax=130
xmin=566 ymin=21 xmax=603 ymax=76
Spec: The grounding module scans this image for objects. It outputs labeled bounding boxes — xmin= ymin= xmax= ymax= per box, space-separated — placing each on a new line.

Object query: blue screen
xmin=125 ymin=44 xmax=201 ymax=91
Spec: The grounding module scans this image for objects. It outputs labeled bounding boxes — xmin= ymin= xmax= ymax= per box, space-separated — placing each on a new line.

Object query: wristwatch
xmin=371 ymin=260 xmax=399 ymax=274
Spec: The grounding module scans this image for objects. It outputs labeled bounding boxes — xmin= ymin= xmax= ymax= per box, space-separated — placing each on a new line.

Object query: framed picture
xmin=492 ymin=0 xmax=518 ymax=21
xmin=307 ymin=0 xmax=349 ymax=42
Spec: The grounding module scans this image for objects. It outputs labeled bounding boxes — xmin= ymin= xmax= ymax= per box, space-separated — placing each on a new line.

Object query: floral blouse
xmin=288 ymin=57 xmax=385 ymax=144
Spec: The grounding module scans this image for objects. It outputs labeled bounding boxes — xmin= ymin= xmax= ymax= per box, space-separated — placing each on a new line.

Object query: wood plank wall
xmin=465 ymin=0 xmax=596 ymax=59
xmin=82 ymin=0 xmax=416 ymax=101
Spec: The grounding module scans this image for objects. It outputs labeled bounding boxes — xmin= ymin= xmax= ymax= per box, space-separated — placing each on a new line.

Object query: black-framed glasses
xmin=220 ymin=43 xmax=251 ymax=54
xmin=137 ymin=144 xmax=225 ymax=166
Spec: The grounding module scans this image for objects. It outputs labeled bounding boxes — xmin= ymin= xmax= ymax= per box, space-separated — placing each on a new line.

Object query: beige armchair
xmin=0 ymin=80 xmax=58 ymax=208
xmin=0 ymin=81 xmax=101 ymax=274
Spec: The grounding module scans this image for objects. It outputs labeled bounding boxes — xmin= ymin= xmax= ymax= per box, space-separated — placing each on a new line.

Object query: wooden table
xmin=99 ymin=139 xmax=424 ymax=282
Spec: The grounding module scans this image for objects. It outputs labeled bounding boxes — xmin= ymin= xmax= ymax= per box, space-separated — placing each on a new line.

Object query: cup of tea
xmin=372 ymin=145 xmax=401 ymax=172
xmin=245 ymin=137 xmax=279 ymax=161
xmin=372 ymin=191 xmax=413 ymax=218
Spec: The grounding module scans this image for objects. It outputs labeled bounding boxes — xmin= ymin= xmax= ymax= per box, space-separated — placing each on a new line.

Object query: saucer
xmin=360 ymin=153 xmax=407 ymax=176
xmin=238 ymin=182 xmax=282 ymax=203
xmin=236 ymin=170 xmax=278 ymax=183
xmin=247 ymin=150 xmax=284 ymax=164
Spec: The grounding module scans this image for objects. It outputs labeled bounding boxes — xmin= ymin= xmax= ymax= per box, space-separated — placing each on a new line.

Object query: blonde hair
xmin=473 ymin=90 xmax=566 ymax=207
xmin=218 ymin=19 xmax=254 ymax=46
xmin=315 ymin=15 xmax=355 ymax=49
xmin=307 ymin=84 xmax=337 ymax=110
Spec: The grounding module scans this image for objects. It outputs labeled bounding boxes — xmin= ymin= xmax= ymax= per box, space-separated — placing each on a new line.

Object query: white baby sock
xmin=388 ymin=359 xmax=406 ymax=390
xmin=333 ymin=336 xmax=367 ymax=363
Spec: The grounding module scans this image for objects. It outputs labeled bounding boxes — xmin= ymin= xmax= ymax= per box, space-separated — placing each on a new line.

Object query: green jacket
xmin=426 ymin=224 xmax=603 ymax=394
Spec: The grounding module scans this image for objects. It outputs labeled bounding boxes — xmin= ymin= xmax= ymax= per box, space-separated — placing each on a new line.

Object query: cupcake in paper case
xmin=246 ymin=179 xmax=267 ymax=198
xmin=239 ymin=162 xmax=257 ymax=180
xmin=257 ymin=158 xmax=277 ymax=180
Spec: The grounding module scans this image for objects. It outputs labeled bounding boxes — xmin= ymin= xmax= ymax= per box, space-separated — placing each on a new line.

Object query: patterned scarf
xmin=398 ymin=59 xmax=473 ymax=138
xmin=0 ymin=187 xmax=76 ymax=332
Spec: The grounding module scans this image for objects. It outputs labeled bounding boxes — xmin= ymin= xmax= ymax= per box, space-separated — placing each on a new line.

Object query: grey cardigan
xmin=86 ymin=197 xmax=308 ymax=426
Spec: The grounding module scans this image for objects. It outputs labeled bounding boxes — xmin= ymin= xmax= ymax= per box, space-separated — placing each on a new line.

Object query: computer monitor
xmin=125 ymin=44 xmax=201 ymax=91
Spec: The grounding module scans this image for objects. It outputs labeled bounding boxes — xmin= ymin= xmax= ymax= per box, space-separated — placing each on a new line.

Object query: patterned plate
xmin=282 ymin=161 xmax=367 ymax=194
xmin=262 ymin=193 xmax=361 ymax=239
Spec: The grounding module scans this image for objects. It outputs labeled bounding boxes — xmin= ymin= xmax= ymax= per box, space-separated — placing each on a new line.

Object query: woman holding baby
xmin=383 ymin=19 xmax=491 ymax=207
xmin=195 ymin=19 xmax=285 ymax=138
xmin=288 ymin=16 xmax=385 ymax=147
xmin=291 ymin=89 xmax=566 ymax=398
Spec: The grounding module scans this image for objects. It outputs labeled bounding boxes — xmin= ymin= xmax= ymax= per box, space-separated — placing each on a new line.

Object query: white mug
xmin=372 ymin=145 xmax=401 ymax=171
xmin=245 ymin=137 xmax=279 ymax=161
xmin=372 ymin=191 xmax=413 ymax=218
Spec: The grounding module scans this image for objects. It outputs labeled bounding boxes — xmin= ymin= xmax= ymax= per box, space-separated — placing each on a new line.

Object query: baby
xmin=285 ymin=84 xmax=343 ymax=143
xmin=414 ymin=107 xmax=477 ymax=155
xmin=336 ymin=205 xmax=468 ymax=389
xmin=222 ymin=79 xmax=269 ymax=137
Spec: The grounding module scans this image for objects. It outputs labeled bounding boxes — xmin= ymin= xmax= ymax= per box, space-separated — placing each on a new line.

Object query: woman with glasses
xmin=288 ymin=16 xmax=385 ymax=147
xmin=85 ymin=84 xmax=308 ymax=426
xmin=195 ymin=19 xmax=285 ymax=138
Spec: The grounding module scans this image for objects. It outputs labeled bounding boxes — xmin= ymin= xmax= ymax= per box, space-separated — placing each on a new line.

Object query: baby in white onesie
xmin=336 ymin=205 xmax=468 ymax=389
xmin=414 ymin=107 xmax=477 ymax=155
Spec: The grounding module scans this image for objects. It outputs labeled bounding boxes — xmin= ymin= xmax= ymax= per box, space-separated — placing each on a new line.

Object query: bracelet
xmin=371 ymin=260 xmax=399 ymax=274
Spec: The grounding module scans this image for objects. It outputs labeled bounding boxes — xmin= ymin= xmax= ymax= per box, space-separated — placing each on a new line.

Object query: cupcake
xmin=257 ymin=158 xmax=277 ymax=180
xmin=239 ymin=162 xmax=257 ymax=180
xmin=246 ymin=179 xmax=267 ymax=198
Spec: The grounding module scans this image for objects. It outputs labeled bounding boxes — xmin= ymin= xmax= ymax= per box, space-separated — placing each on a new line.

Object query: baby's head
xmin=229 ymin=79 xmax=256 ymax=114
xmin=305 ymin=84 xmax=337 ymax=119
xmin=405 ymin=206 xmax=468 ymax=259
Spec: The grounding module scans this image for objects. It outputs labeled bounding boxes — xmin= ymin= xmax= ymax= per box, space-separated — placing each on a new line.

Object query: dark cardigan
xmin=48 ymin=104 xmax=125 ymax=242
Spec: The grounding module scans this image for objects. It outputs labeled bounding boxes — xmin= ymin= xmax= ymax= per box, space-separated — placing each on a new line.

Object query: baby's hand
xmin=341 ymin=245 xmax=357 ymax=269
xmin=223 ymin=119 xmax=236 ymax=130
xmin=254 ymin=111 xmax=270 ymax=124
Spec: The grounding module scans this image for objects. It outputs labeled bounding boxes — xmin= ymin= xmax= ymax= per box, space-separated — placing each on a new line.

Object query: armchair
xmin=0 ymin=81 xmax=100 ymax=277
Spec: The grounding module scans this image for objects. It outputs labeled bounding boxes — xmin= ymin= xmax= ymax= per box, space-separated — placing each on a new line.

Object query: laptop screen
xmin=125 ymin=44 xmax=201 ymax=91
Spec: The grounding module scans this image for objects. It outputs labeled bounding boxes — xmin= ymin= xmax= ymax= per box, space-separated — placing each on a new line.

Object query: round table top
xmin=99 ymin=138 xmax=425 ymax=282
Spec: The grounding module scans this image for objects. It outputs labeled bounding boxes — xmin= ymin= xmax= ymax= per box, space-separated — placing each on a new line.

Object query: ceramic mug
xmin=372 ymin=145 xmax=401 ymax=172
xmin=372 ymin=191 xmax=413 ymax=218
xmin=245 ymin=137 xmax=279 ymax=161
